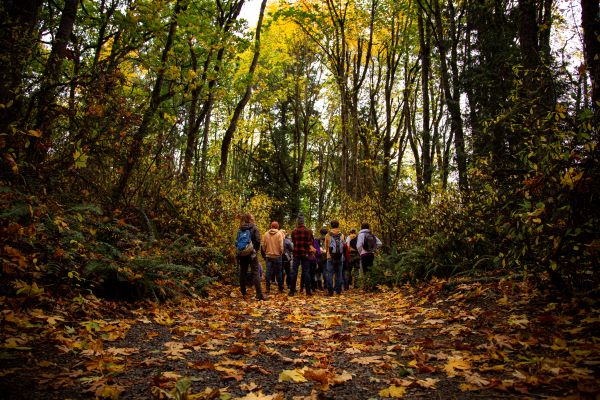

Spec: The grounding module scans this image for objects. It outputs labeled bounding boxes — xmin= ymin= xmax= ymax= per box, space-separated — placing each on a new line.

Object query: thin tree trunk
xmin=0 ymin=0 xmax=42 ymax=168
xmin=581 ymin=0 xmax=600 ymax=117
xmin=218 ymin=0 xmax=267 ymax=179
xmin=111 ymin=0 xmax=183 ymax=204
xmin=418 ymin=8 xmax=432 ymax=203
xmin=28 ymin=0 xmax=79 ymax=164
xmin=428 ymin=0 xmax=468 ymax=193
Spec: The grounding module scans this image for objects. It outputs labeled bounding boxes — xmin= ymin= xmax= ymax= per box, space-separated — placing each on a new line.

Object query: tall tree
xmin=218 ymin=0 xmax=268 ymax=179
xmin=111 ymin=0 xmax=184 ymax=204
xmin=581 ymin=0 xmax=600 ymax=117
xmin=28 ymin=0 xmax=79 ymax=165
xmin=0 ymin=0 xmax=42 ymax=173
xmin=417 ymin=6 xmax=432 ymax=202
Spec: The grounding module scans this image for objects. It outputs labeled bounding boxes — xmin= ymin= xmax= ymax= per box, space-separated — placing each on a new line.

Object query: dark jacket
xmin=239 ymin=223 xmax=261 ymax=251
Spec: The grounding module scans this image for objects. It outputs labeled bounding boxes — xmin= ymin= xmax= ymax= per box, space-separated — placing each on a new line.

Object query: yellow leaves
xmin=378 ymin=385 xmax=406 ymax=398
xmin=154 ymin=310 xmax=176 ymax=326
xmin=507 ymin=315 xmax=529 ymax=329
xmin=27 ymin=129 xmax=42 ymax=137
xmin=14 ymin=280 xmax=44 ymax=298
xmin=73 ymin=148 xmax=89 ymax=169
xmin=443 ymin=355 xmax=472 ymax=377
xmin=561 ymin=167 xmax=583 ymax=190
xmin=550 ymin=337 xmax=568 ymax=351
xmin=278 ymin=367 xmax=352 ymax=391
xmin=278 ymin=368 xmax=308 ymax=383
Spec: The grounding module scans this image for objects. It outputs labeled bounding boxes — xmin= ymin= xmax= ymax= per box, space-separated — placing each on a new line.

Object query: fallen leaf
xmin=444 ymin=356 xmax=472 ymax=377
xmin=278 ymin=369 xmax=307 ymax=383
xmin=379 ymin=385 xmax=406 ymax=398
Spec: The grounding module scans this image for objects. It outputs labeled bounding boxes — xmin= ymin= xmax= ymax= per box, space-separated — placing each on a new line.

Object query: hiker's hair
xmin=350 ymin=228 xmax=356 ymax=234
xmin=241 ymin=213 xmax=255 ymax=224
xmin=330 ymin=220 xmax=340 ymax=228
xmin=361 ymin=222 xmax=370 ymax=230
xmin=271 ymin=221 xmax=279 ymax=229
xmin=320 ymin=228 xmax=328 ymax=235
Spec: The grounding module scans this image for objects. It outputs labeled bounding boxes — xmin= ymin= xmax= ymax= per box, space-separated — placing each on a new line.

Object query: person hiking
xmin=304 ymin=243 xmax=318 ymax=293
xmin=261 ymin=221 xmax=285 ymax=293
xmin=236 ymin=213 xmax=266 ymax=300
xmin=345 ymin=228 xmax=360 ymax=289
xmin=356 ymin=222 xmax=382 ymax=276
xmin=315 ymin=228 xmax=328 ymax=290
xmin=282 ymin=232 xmax=293 ymax=290
xmin=290 ymin=215 xmax=314 ymax=296
xmin=324 ymin=220 xmax=345 ymax=296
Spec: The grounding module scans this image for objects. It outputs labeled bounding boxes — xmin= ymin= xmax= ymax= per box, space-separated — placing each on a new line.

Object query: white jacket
xmin=356 ymin=229 xmax=382 ymax=256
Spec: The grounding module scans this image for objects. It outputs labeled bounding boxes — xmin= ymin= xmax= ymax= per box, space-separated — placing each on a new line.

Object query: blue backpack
xmin=236 ymin=229 xmax=253 ymax=256
xmin=329 ymin=233 xmax=343 ymax=259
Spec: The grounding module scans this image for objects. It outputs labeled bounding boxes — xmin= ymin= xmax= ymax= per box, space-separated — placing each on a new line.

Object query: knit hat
xmin=297 ymin=215 xmax=305 ymax=225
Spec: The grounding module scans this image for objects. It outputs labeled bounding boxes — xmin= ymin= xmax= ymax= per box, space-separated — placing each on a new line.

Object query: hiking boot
xmin=288 ymin=290 xmax=296 ymax=296
xmin=256 ymin=294 xmax=266 ymax=301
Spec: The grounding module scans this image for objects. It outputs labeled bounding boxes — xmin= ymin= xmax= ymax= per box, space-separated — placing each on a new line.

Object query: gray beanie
xmin=297 ymin=215 xmax=305 ymax=225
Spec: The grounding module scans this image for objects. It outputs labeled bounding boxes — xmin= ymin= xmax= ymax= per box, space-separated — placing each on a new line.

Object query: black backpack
xmin=329 ymin=233 xmax=343 ymax=259
xmin=362 ymin=231 xmax=377 ymax=252
xmin=349 ymin=236 xmax=358 ymax=252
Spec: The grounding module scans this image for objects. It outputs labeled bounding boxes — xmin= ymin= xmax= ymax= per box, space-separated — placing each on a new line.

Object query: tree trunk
xmin=28 ymin=0 xmax=79 ymax=165
xmin=111 ymin=0 xmax=183 ymax=204
xmin=581 ymin=0 xmax=600 ymax=116
xmin=218 ymin=0 xmax=267 ymax=179
xmin=0 ymin=0 xmax=42 ymax=171
xmin=430 ymin=0 xmax=468 ymax=193
xmin=418 ymin=8 xmax=432 ymax=203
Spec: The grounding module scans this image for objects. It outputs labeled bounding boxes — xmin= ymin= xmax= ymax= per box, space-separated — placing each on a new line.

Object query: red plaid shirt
xmin=291 ymin=224 xmax=314 ymax=257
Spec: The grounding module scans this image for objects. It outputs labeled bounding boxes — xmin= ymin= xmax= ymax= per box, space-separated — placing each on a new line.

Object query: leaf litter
xmin=0 ymin=277 xmax=599 ymax=399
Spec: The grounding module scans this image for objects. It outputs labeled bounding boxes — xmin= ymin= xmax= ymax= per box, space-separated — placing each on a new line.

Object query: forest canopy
xmin=0 ymin=0 xmax=598 ymax=298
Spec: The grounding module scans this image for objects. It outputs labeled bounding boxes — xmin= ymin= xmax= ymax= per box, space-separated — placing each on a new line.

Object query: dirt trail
xmin=1 ymin=278 xmax=598 ymax=399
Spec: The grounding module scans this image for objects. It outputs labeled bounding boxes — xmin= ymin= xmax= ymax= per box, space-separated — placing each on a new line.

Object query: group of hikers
xmin=235 ymin=213 xmax=382 ymax=300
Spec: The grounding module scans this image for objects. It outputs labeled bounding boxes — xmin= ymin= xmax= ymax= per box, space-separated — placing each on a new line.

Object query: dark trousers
xmin=361 ymin=253 xmax=375 ymax=275
xmin=266 ymin=257 xmax=284 ymax=292
xmin=282 ymin=258 xmax=291 ymax=289
xmin=239 ymin=253 xmax=263 ymax=298
xmin=290 ymin=256 xmax=311 ymax=294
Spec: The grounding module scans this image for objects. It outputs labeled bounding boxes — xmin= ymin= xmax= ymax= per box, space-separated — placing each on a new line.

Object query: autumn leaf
xmin=278 ymin=368 xmax=307 ymax=383
xmin=444 ymin=355 xmax=472 ymax=377
xmin=415 ymin=378 xmax=439 ymax=389
xmin=350 ymin=355 xmax=384 ymax=365
xmin=106 ymin=347 xmax=138 ymax=356
xmin=464 ymin=372 xmax=490 ymax=387
xmin=163 ymin=341 xmax=191 ymax=359
xmin=379 ymin=385 xmax=406 ymax=398
xmin=508 ymin=315 xmax=529 ymax=329
xmin=331 ymin=370 xmax=353 ymax=385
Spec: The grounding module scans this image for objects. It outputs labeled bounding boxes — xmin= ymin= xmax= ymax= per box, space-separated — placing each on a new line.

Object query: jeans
xmin=239 ymin=253 xmax=263 ymax=298
xmin=325 ymin=257 xmax=344 ymax=295
xmin=290 ymin=255 xmax=311 ymax=294
xmin=361 ymin=253 xmax=375 ymax=275
xmin=265 ymin=256 xmax=283 ymax=292
xmin=282 ymin=258 xmax=291 ymax=289
xmin=346 ymin=253 xmax=360 ymax=288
